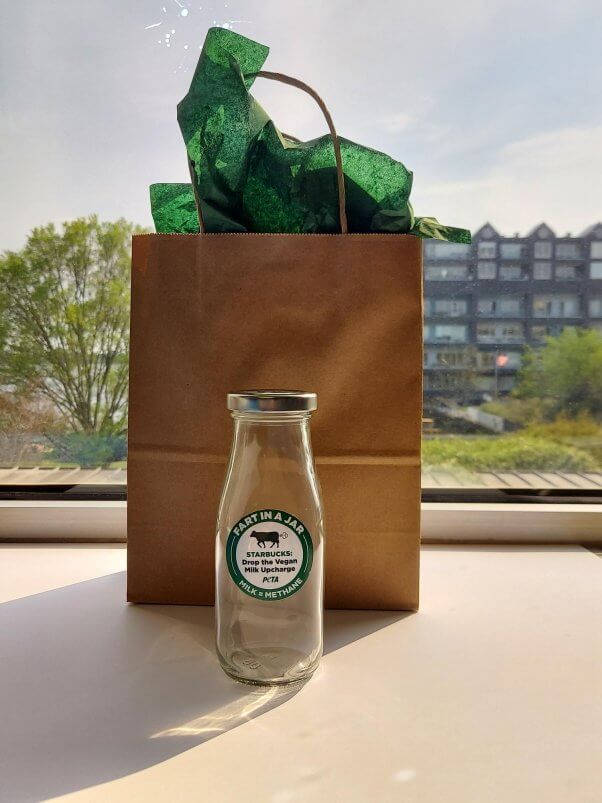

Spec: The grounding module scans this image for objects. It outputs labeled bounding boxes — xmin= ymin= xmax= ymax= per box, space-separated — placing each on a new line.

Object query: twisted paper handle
xmin=189 ymin=70 xmax=348 ymax=234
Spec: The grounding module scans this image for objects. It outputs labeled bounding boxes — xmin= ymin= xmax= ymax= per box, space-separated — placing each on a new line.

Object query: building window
xmin=424 ymin=324 xmax=468 ymax=343
xmin=534 ymin=241 xmax=553 ymax=259
xmin=499 ymin=264 xmax=523 ymax=280
xmin=477 ymin=296 xmax=522 ymax=317
xmin=477 ymin=261 xmax=496 ymax=279
xmin=589 ymin=297 xmax=602 ymax=318
xmin=424 ymin=242 xmax=471 ymax=259
xmin=478 ymin=351 xmax=521 ymax=370
xmin=555 ymin=264 xmax=580 ymax=280
xmin=556 ymin=242 xmax=580 ymax=259
xmin=500 ymin=243 xmax=522 ymax=259
xmin=429 ymin=298 xmax=468 ymax=317
xmin=590 ymin=262 xmax=602 ymax=279
xmin=533 ymin=294 xmax=579 ymax=318
xmin=590 ymin=242 xmax=602 ymax=259
xmin=477 ymin=241 xmax=497 ymax=259
xmin=435 ymin=350 xmax=469 ymax=367
xmin=476 ymin=322 xmax=524 ymax=343
xmin=425 ymin=264 xmax=469 ymax=281
xmin=533 ymin=262 xmax=552 ymax=280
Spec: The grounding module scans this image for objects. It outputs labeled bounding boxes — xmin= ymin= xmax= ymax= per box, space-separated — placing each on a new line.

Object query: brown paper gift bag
xmin=127 ymin=73 xmax=422 ymax=610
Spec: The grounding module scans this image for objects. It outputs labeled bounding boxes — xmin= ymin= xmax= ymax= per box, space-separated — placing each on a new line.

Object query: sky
xmin=1 ymin=0 xmax=601 ymax=249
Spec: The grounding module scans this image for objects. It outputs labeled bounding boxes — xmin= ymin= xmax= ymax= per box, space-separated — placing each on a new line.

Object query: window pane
xmin=424 ymin=242 xmax=471 ymax=259
xmin=555 ymin=264 xmax=580 ymax=280
xmin=533 ymin=295 xmax=580 ymax=317
xmin=556 ymin=242 xmax=580 ymax=259
xmin=500 ymin=243 xmax=522 ymax=259
xmin=534 ymin=241 xmax=553 ymax=259
xmin=425 ymin=264 xmax=469 ymax=281
xmin=2 ymin=4 xmax=601 ymax=493
xmin=533 ymin=262 xmax=552 ymax=279
xmin=477 ymin=242 xmax=497 ymax=259
xmin=499 ymin=264 xmax=523 ymax=280
xmin=477 ymin=261 xmax=496 ymax=279
xmin=589 ymin=297 xmax=602 ymax=317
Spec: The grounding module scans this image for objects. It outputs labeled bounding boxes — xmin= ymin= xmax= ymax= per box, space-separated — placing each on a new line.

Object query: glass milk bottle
xmin=215 ymin=390 xmax=324 ymax=685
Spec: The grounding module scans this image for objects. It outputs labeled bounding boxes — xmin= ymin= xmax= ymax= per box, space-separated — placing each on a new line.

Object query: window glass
xmin=2 ymin=3 xmax=601 ymax=491
xmin=424 ymin=242 xmax=471 ymax=259
xmin=424 ymin=265 xmax=469 ymax=281
xmin=477 ymin=261 xmax=496 ymax=279
xmin=424 ymin=324 xmax=468 ymax=343
xmin=499 ymin=264 xmax=523 ymax=280
xmin=533 ymin=262 xmax=552 ymax=280
xmin=500 ymin=243 xmax=522 ymax=259
xmin=533 ymin=295 xmax=580 ymax=318
xmin=589 ymin=297 xmax=602 ymax=318
xmin=556 ymin=242 xmax=580 ymax=259
xmin=555 ymin=264 xmax=580 ymax=280
xmin=477 ymin=297 xmax=522 ymax=316
xmin=429 ymin=298 xmax=468 ymax=317
xmin=476 ymin=322 xmax=524 ymax=343
xmin=534 ymin=241 xmax=553 ymax=259
xmin=477 ymin=242 xmax=497 ymax=259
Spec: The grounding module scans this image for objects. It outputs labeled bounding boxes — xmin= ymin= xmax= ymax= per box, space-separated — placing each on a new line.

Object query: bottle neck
xmin=229 ymin=412 xmax=314 ymax=466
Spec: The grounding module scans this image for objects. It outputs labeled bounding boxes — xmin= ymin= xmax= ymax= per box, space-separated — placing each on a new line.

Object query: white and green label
xmin=226 ymin=509 xmax=313 ymax=601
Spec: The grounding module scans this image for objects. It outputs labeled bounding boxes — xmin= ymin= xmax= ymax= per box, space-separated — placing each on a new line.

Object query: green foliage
xmin=514 ymin=329 xmax=602 ymax=418
xmin=0 ymin=216 xmax=146 ymax=434
xmin=480 ymin=397 xmax=553 ymax=426
xmin=49 ymin=432 xmax=127 ymax=468
xmin=423 ymin=435 xmax=598 ymax=472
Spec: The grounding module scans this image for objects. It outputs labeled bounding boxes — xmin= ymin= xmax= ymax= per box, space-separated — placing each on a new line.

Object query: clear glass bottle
xmin=215 ymin=390 xmax=324 ymax=686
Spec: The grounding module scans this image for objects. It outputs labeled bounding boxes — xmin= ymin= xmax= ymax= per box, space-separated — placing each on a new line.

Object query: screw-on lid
xmin=227 ymin=390 xmax=317 ymax=413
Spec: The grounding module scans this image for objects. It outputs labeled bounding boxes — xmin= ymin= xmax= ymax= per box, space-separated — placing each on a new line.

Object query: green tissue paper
xmin=150 ymin=27 xmax=470 ymax=242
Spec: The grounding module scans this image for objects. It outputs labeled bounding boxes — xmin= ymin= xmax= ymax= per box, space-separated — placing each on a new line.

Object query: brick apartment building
xmin=423 ymin=221 xmax=602 ymax=400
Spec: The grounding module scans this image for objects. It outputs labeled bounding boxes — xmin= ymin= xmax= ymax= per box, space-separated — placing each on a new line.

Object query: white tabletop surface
xmin=1 ymin=544 xmax=601 ymax=803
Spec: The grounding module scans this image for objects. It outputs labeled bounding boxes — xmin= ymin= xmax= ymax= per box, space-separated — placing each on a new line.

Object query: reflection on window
xmin=425 ymin=264 xmax=469 ymax=281
xmin=533 ymin=294 xmax=579 ymax=318
xmin=533 ymin=262 xmax=552 ymax=280
xmin=478 ymin=351 xmax=521 ymax=369
xmin=591 ymin=242 xmax=602 ymax=259
xmin=590 ymin=262 xmax=602 ymax=279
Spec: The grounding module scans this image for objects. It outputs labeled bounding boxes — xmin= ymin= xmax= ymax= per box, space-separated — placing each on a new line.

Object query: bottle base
xmin=217 ymin=644 xmax=321 ymax=687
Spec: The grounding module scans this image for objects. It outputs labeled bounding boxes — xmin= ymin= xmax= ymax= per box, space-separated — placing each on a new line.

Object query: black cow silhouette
xmin=249 ymin=530 xmax=288 ymax=548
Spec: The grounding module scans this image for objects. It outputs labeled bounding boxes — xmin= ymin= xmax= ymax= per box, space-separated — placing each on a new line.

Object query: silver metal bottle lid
xmin=227 ymin=390 xmax=317 ymax=413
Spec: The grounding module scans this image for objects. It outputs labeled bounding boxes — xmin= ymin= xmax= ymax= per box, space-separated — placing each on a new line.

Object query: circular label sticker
xmin=226 ymin=509 xmax=313 ymax=601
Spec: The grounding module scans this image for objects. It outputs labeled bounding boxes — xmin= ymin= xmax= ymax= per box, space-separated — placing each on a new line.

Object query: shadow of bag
xmin=127 ymin=72 xmax=422 ymax=610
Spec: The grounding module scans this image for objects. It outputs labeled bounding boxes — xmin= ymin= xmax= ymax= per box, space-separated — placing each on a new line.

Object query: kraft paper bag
xmin=127 ymin=232 xmax=422 ymax=610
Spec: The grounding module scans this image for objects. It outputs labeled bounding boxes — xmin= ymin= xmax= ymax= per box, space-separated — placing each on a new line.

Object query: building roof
xmin=579 ymin=222 xmax=602 ymax=238
xmin=526 ymin=222 xmax=555 ymax=239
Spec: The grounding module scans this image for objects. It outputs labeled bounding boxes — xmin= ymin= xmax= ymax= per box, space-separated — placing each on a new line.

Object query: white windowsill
xmin=0 ymin=500 xmax=600 ymax=544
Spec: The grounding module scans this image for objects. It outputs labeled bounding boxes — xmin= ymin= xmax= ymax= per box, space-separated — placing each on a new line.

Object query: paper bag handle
xmin=188 ymin=70 xmax=348 ymax=235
